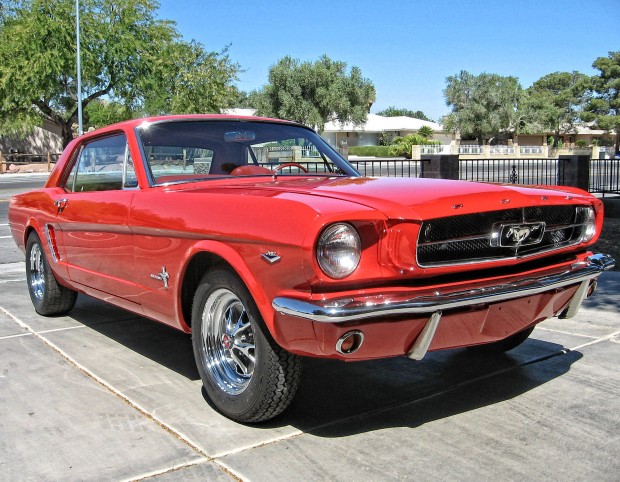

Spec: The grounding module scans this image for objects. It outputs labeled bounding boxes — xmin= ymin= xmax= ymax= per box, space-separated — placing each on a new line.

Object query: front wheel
xmin=192 ymin=269 xmax=301 ymax=422
xmin=25 ymin=232 xmax=77 ymax=316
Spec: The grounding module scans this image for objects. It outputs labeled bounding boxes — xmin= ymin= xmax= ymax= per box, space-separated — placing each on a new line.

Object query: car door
xmin=53 ymin=133 xmax=141 ymax=302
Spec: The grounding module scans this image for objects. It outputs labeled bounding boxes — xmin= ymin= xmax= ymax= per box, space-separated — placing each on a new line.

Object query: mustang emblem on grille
xmin=493 ymin=222 xmax=546 ymax=248
xmin=506 ymin=226 xmax=535 ymax=244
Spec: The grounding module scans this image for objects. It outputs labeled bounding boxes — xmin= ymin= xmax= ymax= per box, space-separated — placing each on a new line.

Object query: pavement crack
xmin=568 ymin=329 xmax=620 ymax=351
xmin=0 ymin=304 xmax=213 ymax=463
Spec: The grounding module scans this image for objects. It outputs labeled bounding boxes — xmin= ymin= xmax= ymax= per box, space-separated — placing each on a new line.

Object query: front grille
xmin=417 ymin=205 xmax=588 ymax=267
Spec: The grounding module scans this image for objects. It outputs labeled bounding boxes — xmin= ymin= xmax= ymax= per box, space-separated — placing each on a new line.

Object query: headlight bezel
xmin=316 ymin=223 xmax=362 ymax=279
xmin=577 ymin=206 xmax=597 ymax=243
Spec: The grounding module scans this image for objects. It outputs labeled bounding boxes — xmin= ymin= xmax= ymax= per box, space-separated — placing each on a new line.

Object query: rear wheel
xmin=25 ymin=232 xmax=77 ymax=316
xmin=469 ymin=326 xmax=535 ymax=354
xmin=192 ymin=269 xmax=301 ymax=422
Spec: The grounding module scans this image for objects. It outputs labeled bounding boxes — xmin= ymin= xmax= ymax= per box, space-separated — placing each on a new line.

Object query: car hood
xmin=182 ymin=176 xmax=593 ymax=220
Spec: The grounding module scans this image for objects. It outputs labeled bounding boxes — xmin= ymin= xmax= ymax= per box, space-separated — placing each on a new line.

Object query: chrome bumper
xmin=272 ymin=253 xmax=615 ymax=325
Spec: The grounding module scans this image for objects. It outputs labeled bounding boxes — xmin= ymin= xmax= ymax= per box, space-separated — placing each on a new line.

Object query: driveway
xmin=1 ymin=259 xmax=618 ymax=480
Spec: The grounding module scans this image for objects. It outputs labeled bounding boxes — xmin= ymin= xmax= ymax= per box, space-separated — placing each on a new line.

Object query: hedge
xmin=348 ymin=146 xmax=392 ymax=157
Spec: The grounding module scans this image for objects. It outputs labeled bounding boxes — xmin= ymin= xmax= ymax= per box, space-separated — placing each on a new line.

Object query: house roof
xmin=221 ymin=108 xmax=257 ymax=117
xmin=223 ymin=109 xmax=444 ymax=134
xmin=574 ymin=124 xmax=609 ymax=135
xmin=323 ymin=114 xmax=443 ymax=133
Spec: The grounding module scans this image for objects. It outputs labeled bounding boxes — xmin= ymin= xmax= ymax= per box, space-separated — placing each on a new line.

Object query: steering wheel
xmin=273 ymin=162 xmax=309 ymax=173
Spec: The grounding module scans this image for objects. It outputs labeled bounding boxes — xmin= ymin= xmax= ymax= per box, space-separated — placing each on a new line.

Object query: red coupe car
xmin=9 ymin=115 xmax=614 ymax=422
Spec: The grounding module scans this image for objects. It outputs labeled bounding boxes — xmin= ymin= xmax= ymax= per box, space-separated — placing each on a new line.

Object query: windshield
xmin=136 ymin=120 xmax=359 ymax=185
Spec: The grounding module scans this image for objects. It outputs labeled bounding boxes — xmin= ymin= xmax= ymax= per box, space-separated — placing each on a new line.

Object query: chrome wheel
xmin=201 ymin=288 xmax=256 ymax=395
xmin=192 ymin=269 xmax=301 ymax=422
xmin=29 ymin=242 xmax=45 ymax=301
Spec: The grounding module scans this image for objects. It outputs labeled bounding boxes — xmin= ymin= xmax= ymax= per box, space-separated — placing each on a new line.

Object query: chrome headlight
xmin=316 ymin=223 xmax=361 ymax=279
xmin=577 ymin=206 xmax=596 ymax=243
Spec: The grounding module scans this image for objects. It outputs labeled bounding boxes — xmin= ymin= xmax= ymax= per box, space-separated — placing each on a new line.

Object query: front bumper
xmin=273 ymin=254 xmax=614 ymax=323
xmin=272 ymin=253 xmax=614 ymax=360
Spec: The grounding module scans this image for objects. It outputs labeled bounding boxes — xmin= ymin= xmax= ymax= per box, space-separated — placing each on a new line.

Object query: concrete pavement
xmin=0 ymin=262 xmax=618 ymax=481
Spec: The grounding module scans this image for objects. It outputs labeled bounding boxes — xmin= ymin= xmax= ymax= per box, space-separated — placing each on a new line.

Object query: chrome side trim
xmin=272 ymin=254 xmax=615 ymax=324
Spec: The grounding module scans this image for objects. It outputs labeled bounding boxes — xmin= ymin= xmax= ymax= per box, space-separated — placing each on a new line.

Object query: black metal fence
xmin=6 ymin=151 xmax=615 ymax=195
xmin=457 ymin=158 xmax=560 ymax=185
xmin=348 ymin=157 xmax=620 ymax=196
xmin=590 ymin=158 xmax=620 ymax=195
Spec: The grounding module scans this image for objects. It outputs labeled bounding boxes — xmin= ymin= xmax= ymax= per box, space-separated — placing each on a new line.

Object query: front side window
xmin=136 ymin=120 xmax=358 ymax=185
xmin=63 ymin=134 xmax=133 ymax=192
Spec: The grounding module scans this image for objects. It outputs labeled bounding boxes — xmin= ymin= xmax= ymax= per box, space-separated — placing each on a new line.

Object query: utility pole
xmin=76 ymin=0 xmax=83 ymax=136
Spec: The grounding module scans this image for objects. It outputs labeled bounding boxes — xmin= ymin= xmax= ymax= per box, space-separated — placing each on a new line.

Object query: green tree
xmin=519 ymin=71 xmax=589 ymax=148
xmin=443 ymin=70 xmax=522 ymax=145
xmin=582 ymin=51 xmax=620 ymax=154
xmin=234 ymin=89 xmax=263 ymax=109
xmin=417 ymin=125 xmax=434 ymax=138
xmin=376 ymin=106 xmax=432 ymax=122
xmin=140 ymin=42 xmax=239 ymax=116
xmin=84 ymin=99 xmax=133 ymax=130
xmin=255 ymin=55 xmax=376 ymax=132
xmin=0 ymin=0 xmax=239 ymax=147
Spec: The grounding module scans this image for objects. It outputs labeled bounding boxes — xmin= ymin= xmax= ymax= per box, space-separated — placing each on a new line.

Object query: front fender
xmin=183 ymin=240 xmax=277 ymax=333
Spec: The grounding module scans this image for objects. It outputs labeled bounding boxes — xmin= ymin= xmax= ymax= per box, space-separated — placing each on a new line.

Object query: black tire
xmin=25 ymin=232 xmax=77 ymax=316
xmin=191 ymin=268 xmax=301 ymax=423
xmin=469 ymin=326 xmax=535 ymax=354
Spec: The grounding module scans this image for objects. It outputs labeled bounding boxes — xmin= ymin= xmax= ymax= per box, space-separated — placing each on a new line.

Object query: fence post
xmin=558 ymin=155 xmax=590 ymax=191
xmin=0 ymin=151 xmax=3 ymax=174
xmin=47 ymin=152 xmax=51 ymax=172
xmin=420 ymin=155 xmax=459 ymax=180
xmin=411 ymin=145 xmax=421 ymax=160
xmin=292 ymin=146 xmax=302 ymax=163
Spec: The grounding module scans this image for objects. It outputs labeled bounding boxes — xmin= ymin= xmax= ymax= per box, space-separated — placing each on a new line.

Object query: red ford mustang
xmin=9 ymin=115 xmax=614 ymax=422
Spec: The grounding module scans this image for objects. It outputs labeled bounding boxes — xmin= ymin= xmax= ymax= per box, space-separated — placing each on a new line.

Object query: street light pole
xmin=76 ymin=0 xmax=83 ymax=136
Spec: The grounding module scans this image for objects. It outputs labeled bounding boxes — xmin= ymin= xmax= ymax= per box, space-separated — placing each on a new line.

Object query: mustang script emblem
xmin=492 ymin=222 xmax=546 ymax=248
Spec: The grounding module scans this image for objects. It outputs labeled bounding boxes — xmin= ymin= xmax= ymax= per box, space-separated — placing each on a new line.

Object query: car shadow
xmin=273 ymin=342 xmax=582 ymax=437
xmin=69 ymin=294 xmax=581 ymax=437
xmin=69 ymin=294 xmax=200 ymax=381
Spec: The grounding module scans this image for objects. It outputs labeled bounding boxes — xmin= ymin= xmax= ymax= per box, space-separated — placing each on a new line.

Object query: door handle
xmin=54 ymin=198 xmax=69 ymax=211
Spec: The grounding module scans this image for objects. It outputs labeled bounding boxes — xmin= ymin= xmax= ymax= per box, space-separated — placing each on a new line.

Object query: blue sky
xmin=156 ymin=0 xmax=619 ymax=121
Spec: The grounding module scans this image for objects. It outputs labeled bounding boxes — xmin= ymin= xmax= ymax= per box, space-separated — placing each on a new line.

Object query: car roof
xmin=81 ymin=114 xmax=304 ymax=137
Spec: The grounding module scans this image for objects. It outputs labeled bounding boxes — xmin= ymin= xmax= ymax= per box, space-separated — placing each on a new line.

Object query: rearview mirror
xmin=225 ymin=131 xmax=256 ymax=143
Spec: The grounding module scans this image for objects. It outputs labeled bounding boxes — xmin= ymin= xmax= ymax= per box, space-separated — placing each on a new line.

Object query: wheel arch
xmin=24 ymin=223 xmax=37 ymax=246
xmin=22 ymin=217 xmax=43 ymax=247
xmin=180 ymin=242 xmax=273 ymax=332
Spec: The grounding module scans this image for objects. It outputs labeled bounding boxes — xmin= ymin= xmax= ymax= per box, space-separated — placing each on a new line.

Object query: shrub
xmin=388 ymin=135 xmax=440 ymax=159
xmin=348 ymin=146 xmax=392 ymax=157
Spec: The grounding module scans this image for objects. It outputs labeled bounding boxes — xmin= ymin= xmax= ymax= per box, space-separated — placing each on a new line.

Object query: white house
xmin=223 ymin=109 xmax=451 ymax=148
xmin=321 ymin=114 xmax=451 ymax=148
